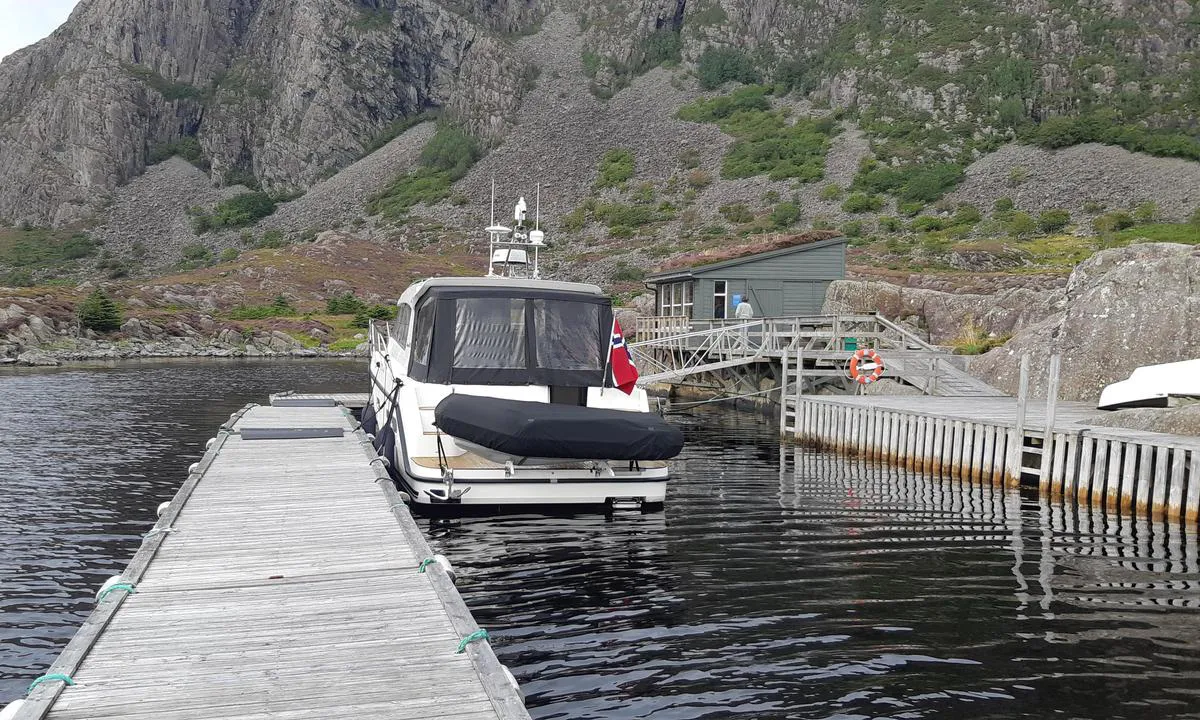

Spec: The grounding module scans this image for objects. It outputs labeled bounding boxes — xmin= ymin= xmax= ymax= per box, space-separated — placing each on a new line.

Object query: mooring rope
xmin=417 ymin=558 xmax=436 ymax=573
xmin=27 ymin=674 xmax=75 ymax=693
xmin=96 ymin=583 xmax=137 ymax=603
xmin=456 ymin=629 xmax=489 ymax=654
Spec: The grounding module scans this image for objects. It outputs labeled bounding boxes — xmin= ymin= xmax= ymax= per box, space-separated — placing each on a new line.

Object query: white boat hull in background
xmin=1097 ymin=359 xmax=1200 ymax=410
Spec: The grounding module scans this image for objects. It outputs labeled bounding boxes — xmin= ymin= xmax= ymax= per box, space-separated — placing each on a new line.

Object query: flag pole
xmin=602 ymin=316 xmax=615 ymax=396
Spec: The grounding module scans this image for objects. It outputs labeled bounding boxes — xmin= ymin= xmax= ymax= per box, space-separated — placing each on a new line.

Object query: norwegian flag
xmin=610 ymin=318 xmax=639 ymax=395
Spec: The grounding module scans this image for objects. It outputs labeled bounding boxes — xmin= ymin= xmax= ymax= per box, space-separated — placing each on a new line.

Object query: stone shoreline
xmin=8 ymin=337 xmax=368 ymax=367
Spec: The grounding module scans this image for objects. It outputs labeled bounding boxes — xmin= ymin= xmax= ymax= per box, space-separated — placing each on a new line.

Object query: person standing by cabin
xmin=735 ymin=295 xmax=755 ymax=319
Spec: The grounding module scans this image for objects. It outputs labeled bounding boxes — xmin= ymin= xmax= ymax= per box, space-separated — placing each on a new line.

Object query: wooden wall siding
xmin=793 ymin=397 xmax=1200 ymax=522
xmin=684 ymin=243 xmax=845 ymax=320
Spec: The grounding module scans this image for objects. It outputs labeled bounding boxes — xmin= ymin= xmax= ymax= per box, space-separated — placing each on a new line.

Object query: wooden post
xmin=1039 ymin=354 xmax=1061 ymax=490
xmin=1008 ymin=355 xmax=1031 ymax=483
xmin=779 ymin=349 xmax=790 ymax=433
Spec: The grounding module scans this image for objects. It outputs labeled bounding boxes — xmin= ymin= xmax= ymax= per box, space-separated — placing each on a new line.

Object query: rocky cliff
xmin=3 ymin=0 xmax=1199 ymax=230
xmin=0 ymin=0 xmax=538 ymax=226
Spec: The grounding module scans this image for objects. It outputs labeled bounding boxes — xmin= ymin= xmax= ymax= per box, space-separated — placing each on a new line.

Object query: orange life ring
xmin=848 ymin=348 xmax=885 ymax=385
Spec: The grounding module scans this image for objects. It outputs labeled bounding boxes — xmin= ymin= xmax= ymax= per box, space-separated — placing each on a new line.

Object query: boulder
xmin=823 ymin=280 xmax=1064 ymax=345
xmin=971 ymin=243 xmax=1200 ymax=402
xmin=16 ymin=350 xmax=60 ymax=367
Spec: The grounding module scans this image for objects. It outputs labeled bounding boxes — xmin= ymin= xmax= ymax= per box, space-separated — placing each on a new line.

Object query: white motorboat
xmin=1097 ymin=359 xmax=1200 ymax=410
xmin=361 ymin=195 xmax=683 ymax=510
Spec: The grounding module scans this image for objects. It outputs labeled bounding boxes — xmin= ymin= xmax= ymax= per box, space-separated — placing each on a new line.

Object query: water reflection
xmin=435 ymin=410 xmax=1200 ymax=720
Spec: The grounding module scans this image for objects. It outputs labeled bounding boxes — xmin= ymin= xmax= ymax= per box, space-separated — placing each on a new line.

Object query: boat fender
xmin=375 ymin=425 xmax=397 ymax=473
xmin=156 ymin=501 xmax=170 ymax=518
xmin=434 ymin=554 xmax=456 ymax=583
xmin=501 ymin=666 xmax=525 ymax=703
xmin=187 ymin=462 xmax=200 ymax=475
xmin=360 ymin=403 xmax=378 ymax=436
xmin=0 ymin=700 xmax=25 ymax=720
xmin=205 ymin=437 xmax=215 ymax=450
xmin=849 ymin=348 xmax=885 ymax=385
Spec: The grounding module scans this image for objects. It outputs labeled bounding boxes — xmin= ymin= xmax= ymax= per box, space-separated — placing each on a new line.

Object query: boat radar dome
xmin=514 ymin=197 xmax=527 ymax=224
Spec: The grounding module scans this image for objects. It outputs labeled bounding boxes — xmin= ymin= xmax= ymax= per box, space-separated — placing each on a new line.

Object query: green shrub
xmin=854 ymin=161 xmax=963 ymax=204
xmin=1133 ymin=201 xmax=1158 ymax=224
xmin=0 ymin=270 xmax=34 ymax=287
xmin=255 ymin=230 xmax=287 ymax=249
xmin=993 ymin=197 xmax=1015 ymax=213
xmin=820 ymin=184 xmax=844 ymax=201
xmin=953 ymin=204 xmax=982 ymax=225
xmin=770 ymin=202 xmax=801 ymax=228
xmin=842 ymin=220 xmax=864 ymax=238
xmin=229 ymin=294 xmax=296 ymax=320
xmin=1082 ymin=200 xmax=1106 ymax=214
xmin=1006 ymin=211 xmax=1038 ymax=238
xmin=326 ymin=292 xmax=368 ymax=315
xmin=350 ymin=304 xmax=397 ymax=328
xmin=1093 ymin=211 xmax=1136 ymax=234
xmin=178 ymin=243 xmax=214 ymax=269
xmin=368 ymin=123 xmax=481 ymax=220
xmin=719 ymin=203 xmax=754 ymax=223
xmin=219 ymin=247 xmax=240 ymax=263
xmin=148 ymin=137 xmax=207 ymax=168
xmin=910 ymin=216 xmax=946 ymax=233
xmin=696 ymin=47 xmax=761 ymax=90
xmin=679 ymin=148 xmax=701 ymax=169
xmin=686 ymin=169 xmax=712 ymax=188
xmin=77 ymin=288 xmax=122 ymax=332
xmin=1038 ymin=209 xmax=1072 ymax=233
xmin=1007 ymin=166 xmax=1029 ymax=187
xmin=595 ymin=149 xmax=635 ymax=190
xmin=677 ymin=85 xmax=771 ymax=122
xmin=1022 ymin=112 xmax=1200 ymax=162
xmin=951 ymin=317 xmax=1010 ymax=355
xmin=878 ymin=216 xmax=903 ymax=233
xmin=841 ymin=192 xmax=885 ymax=214
xmin=191 ymin=192 xmax=278 ymax=232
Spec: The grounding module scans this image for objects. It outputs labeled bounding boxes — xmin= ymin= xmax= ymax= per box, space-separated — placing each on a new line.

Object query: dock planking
xmin=12 ymin=400 xmax=528 ymax=720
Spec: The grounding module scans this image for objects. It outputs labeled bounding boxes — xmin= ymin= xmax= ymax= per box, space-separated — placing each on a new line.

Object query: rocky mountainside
xmin=0 ymin=0 xmax=537 ymax=226
xmin=2 ymin=0 xmax=1198 ymax=231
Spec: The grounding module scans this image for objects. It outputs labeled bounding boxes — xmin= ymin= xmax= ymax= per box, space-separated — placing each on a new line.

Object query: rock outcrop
xmin=970 ymin=243 xmax=1200 ymax=401
xmin=823 ymin=280 xmax=1064 ymax=345
xmin=0 ymin=0 xmax=538 ymax=226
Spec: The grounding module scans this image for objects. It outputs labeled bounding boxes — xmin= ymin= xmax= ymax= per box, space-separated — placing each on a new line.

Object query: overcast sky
xmin=0 ymin=0 xmax=81 ymax=61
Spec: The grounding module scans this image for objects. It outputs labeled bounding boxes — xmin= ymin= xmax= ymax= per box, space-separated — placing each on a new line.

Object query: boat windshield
xmin=409 ymin=288 xmax=611 ymax=386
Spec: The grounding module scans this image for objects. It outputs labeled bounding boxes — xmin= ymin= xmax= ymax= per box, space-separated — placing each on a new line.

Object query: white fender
xmin=434 ymin=554 xmax=456 ymax=583
xmin=205 ymin=438 xmax=215 ymax=450
xmin=1 ymin=699 xmax=26 ymax=720
xmin=188 ymin=462 xmax=199 ymax=474
xmin=156 ymin=501 xmax=170 ymax=518
xmin=501 ymin=666 xmax=525 ymax=703
xmin=95 ymin=576 xmax=125 ymax=602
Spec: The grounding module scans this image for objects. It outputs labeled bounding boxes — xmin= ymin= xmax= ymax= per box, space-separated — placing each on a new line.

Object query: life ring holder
xmin=848 ymin=348 xmax=885 ymax=385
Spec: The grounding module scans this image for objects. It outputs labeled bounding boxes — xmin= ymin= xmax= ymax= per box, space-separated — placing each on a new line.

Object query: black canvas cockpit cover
xmin=435 ymin=395 xmax=684 ymax=461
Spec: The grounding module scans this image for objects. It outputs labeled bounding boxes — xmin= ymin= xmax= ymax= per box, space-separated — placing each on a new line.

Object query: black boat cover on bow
xmin=434 ymin=394 xmax=684 ymax=461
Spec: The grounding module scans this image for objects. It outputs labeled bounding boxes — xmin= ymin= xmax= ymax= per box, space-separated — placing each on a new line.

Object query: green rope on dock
xmin=27 ymin=673 xmax=75 ymax=693
xmin=417 ymin=558 xmax=435 ymax=573
xmin=456 ymin=629 xmax=489 ymax=654
xmin=97 ymin=583 xmax=136 ymax=602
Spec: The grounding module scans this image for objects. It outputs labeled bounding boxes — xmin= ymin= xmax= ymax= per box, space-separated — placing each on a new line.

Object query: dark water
xmin=3 ymin=364 xmax=1200 ymax=718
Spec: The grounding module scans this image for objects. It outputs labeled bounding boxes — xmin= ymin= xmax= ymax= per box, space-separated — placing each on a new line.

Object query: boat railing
xmin=368 ymin=320 xmax=389 ymax=354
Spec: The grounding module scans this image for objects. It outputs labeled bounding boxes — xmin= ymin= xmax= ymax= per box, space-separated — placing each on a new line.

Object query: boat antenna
xmin=490 ymin=176 xmax=496 ymax=227
xmin=535 ymin=183 xmax=540 ymax=231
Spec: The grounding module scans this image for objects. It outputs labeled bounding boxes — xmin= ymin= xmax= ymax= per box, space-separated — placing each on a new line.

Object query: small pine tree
xmin=77 ymin=288 xmax=123 ymax=332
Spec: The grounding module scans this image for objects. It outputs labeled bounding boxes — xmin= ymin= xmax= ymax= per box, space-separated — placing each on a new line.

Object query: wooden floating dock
xmin=8 ymin=398 xmax=528 ymax=720
xmin=789 ymin=393 xmax=1200 ymax=522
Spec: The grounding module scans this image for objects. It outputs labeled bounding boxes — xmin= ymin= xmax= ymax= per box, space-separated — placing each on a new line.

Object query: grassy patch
xmin=367 ymin=123 xmax=481 ymax=220
xmin=0 ymin=227 xmax=98 ymax=268
xmin=190 ymin=193 xmax=280 ymax=232
xmin=122 ymin=63 xmax=202 ymax=101
xmin=677 ymin=85 xmax=836 ymax=182
xmin=228 ymin=295 xmax=297 ymax=320
xmin=595 ymin=149 xmax=635 ymax=190
xmin=853 ymin=160 xmax=964 ymax=206
xmin=329 ymin=336 xmax=365 ymax=352
xmin=1111 ymin=223 xmax=1200 ymax=245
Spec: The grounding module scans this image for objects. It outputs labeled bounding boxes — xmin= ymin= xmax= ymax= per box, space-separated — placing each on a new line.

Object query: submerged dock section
xmin=8 ymin=399 xmax=528 ymax=720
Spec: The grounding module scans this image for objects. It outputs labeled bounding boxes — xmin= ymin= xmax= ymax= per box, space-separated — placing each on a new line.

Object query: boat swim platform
xmin=9 ymin=399 xmax=529 ymax=720
xmin=790 ymin=394 xmax=1200 ymax=522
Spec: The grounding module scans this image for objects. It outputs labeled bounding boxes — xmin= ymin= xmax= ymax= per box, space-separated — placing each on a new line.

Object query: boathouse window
xmin=453 ymin=298 xmax=527 ymax=369
xmin=659 ymin=282 xmax=693 ymax=317
xmin=534 ymin=300 xmax=602 ymax=370
xmin=713 ymin=280 xmax=728 ymax=319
